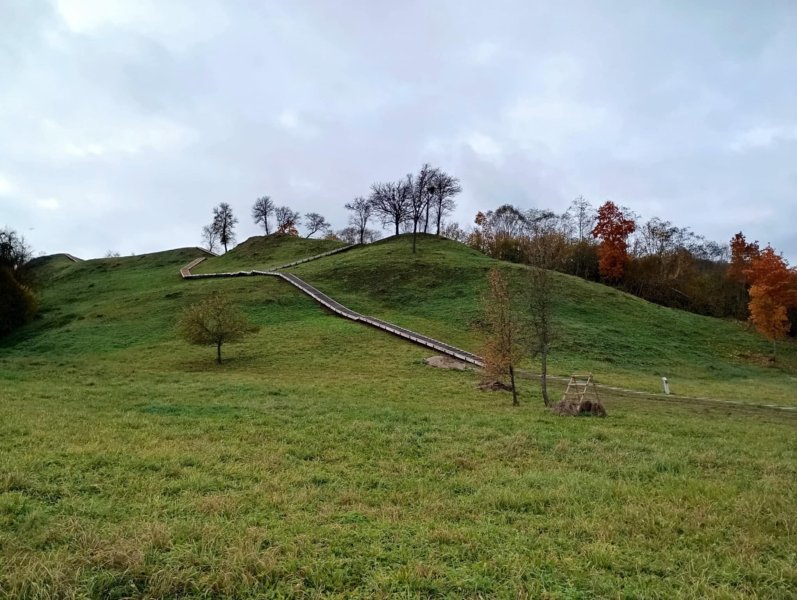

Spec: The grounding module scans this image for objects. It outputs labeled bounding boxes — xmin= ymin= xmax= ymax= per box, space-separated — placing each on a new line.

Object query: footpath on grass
xmin=180 ymin=253 xmax=483 ymax=367
xmin=179 ymin=249 xmax=797 ymax=414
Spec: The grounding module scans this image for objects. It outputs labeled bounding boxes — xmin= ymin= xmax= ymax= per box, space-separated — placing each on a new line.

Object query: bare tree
xmin=252 ymin=196 xmax=275 ymax=235
xmin=345 ymin=197 xmax=374 ymax=244
xmin=201 ymin=225 xmax=218 ymax=254
xmin=521 ymin=219 xmax=563 ymax=407
xmin=440 ymin=221 xmax=469 ymax=243
xmin=211 ymin=203 xmax=237 ymax=253
xmin=364 ymin=229 xmax=382 ymax=243
xmin=566 ymin=196 xmax=596 ymax=243
xmin=304 ymin=212 xmax=331 ymax=238
xmin=337 ymin=226 xmax=380 ymax=244
xmin=275 ymin=206 xmax=301 ymax=235
xmin=414 ymin=163 xmax=438 ymax=234
xmin=428 ymin=171 xmax=462 ymax=235
xmin=336 ymin=227 xmax=358 ymax=244
xmin=370 ymin=181 xmax=411 ymax=236
xmin=404 ymin=164 xmax=441 ymax=252
xmin=525 ymin=266 xmax=555 ymax=407
xmin=488 ymin=204 xmax=528 ymax=238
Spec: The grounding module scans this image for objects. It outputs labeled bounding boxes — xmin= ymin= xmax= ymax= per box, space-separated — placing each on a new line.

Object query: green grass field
xmin=1 ymin=236 xmax=795 ymax=598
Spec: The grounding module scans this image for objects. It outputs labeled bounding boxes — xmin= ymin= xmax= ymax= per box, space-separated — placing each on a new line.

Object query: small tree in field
xmin=745 ymin=246 xmax=797 ymax=360
xmin=522 ymin=223 xmax=562 ymax=407
xmin=178 ymin=292 xmax=257 ymax=364
xmin=482 ymin=267 xmax=523 ymax=405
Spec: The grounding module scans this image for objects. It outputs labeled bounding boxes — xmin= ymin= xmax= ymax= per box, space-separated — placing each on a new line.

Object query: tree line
xmin=467 ymin=198 xmax=797 ymax=357
xmin=200 ymin=163 xmax=462 ymax=255
xmin=199 ymin=176 xmax=795 ymax=355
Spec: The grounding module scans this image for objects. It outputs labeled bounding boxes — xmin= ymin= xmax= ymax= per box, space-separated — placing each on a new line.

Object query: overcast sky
xmin=2 ymin=0 xmax=795 ymax=260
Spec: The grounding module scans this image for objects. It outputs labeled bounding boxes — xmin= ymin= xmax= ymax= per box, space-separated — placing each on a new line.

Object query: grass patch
xmin=0 ymin=236 xmax=795 ymax=597
xmin=191 ymin=235 xmax=346 ymax=274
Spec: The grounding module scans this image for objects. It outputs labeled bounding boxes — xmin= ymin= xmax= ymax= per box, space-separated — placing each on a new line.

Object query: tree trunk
xmin=540 ymin=348 xmax=549 ymax=406
xmin=424 ymin=204 xmax=430 ymax=233
xmin=412 ymin=221 xmax=418 ymax=254
xmin=216 ymin=342 xmax=222 ymax=364
xmin=395 ymin=219 xmax=400 ymax=236
xmin=509 ymin=365 xmax=519 ymax=406
xmin=436 ymin=203 xmax=442 ymax=236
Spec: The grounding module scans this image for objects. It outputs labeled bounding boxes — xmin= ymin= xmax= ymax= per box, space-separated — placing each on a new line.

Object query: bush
xmin=0 ymin=267 xmax=37 ymax=337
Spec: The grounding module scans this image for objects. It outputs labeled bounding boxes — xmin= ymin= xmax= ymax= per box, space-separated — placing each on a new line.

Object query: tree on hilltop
xmin=414 ymin=163 xmax=438 ymax=236
xmin=210 ymin=203 xmax=237 ymax=253
xmin=275 ymin=206 xmax=301 ymax=235
xmin=201 ymin=225 xmax=219 ymax=254
xmin=370 ymin=180 xmax=411 ymax=237
xmin=428 ymin=170 xmax=461 ymax=235
xmin=304 ymin=212 xmax=331 ymax=238
xmin=345 ymin=197 xmax=374 ymax=244
xmin=252 ymin=196 xmax=275 ymax=235
xmin=178 ymin=292 xmax=257 ymax=364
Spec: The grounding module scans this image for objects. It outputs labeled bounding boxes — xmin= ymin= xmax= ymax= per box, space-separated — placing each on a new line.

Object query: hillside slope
xmin=291 ymin=234 xmax=797 ymax=403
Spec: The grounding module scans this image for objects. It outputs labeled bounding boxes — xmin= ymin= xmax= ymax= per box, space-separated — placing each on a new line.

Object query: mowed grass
xmin=0 ymin=240 xmax=795 ymax=598
xmin=292 ymin=234 xmax=797 ymax=405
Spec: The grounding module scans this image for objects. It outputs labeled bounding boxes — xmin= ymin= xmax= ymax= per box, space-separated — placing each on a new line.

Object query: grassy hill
xmin=191 ymin=235 xmax=346 ymax=274
xmin=291 ymin=234 xmax=797 ymax=404
xmin=1 ymin=236 xmax=795 ymax=598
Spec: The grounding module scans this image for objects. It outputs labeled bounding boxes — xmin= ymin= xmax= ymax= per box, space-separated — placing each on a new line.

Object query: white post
xmin=662 ymin=377 xmax=670 ymax=395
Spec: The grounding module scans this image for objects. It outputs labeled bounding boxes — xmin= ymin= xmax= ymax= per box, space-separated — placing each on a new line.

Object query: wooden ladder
xmin=561 ymin=373 xmax=600 ymax=404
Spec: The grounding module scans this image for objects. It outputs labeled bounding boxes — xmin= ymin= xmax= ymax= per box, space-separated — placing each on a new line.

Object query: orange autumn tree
xmin=467 ymin=211 xmax=491 ymax=254
xmin=745 ymin=246 xmax=797 ymax=360
xmin=728 ymin=232 xmax=760 ymax=284
xmin=591 ymin=201 xmax=636 ymax=281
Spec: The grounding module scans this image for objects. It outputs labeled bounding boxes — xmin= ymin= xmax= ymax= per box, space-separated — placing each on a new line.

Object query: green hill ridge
xmin=191 ymin=235 xmax=347 ymax=274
